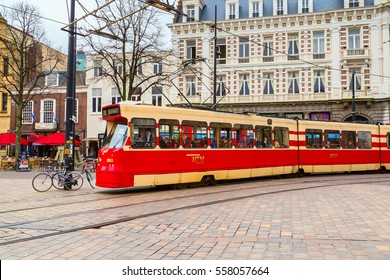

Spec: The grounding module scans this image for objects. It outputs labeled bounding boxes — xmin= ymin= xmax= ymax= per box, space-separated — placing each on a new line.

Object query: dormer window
xmin=299 ymin=0 xmax=313 ymax=13
xmin=45 ymin=73 xmax=60 ymax=86
xmin=182 ymin=0 xmax=205 ymax=22
xmin=273 ymin=0 xmax=287 ymax=16
xmin=186 ymin=5 xmax=195 ymax=22
xmin=225 ymin=1 xmax=239 ymax=20
xmin=345 ymin=0 xmax=363 ymax=8
xmin=249 ymin=0 xmax=263 ymax=18
xmin=229 ymin=4 xmax=236 ymax=19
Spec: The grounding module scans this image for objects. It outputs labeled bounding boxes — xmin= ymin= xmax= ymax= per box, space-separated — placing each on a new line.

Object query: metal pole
xmin=212 ymin=5 xmax=217 ymax=111
xmin=65 ymin=0 xmax=76 ymax=183
xmin=352 ymin=70 xmax=356 ymax=123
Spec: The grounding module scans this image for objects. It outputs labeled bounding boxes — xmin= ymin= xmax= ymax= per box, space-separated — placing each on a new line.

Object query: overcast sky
xmin=1 ymin=0 xmax=172 ymax=52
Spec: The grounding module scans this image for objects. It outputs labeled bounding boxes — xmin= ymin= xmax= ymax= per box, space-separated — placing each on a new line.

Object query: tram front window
xmin=104 ymin=123 xmax=128 ymax=148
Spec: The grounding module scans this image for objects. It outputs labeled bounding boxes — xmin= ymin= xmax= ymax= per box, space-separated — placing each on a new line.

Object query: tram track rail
xmin=1 ymin=173 xmax=390 ymax=246
xmin=1 ymin=172 xmax=387 ymax=215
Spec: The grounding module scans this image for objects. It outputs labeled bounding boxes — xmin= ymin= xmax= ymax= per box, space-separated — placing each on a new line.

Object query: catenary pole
xmin=65 ymin=0 xmax=76 ymax=186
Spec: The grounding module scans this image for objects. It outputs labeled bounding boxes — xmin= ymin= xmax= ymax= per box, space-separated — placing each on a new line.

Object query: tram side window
xmin=324 ymin=130 xmax=340 ymax=149
xmin=181 ymin=120 xmax=208 ymax=148
xmin=274 ymin=127 xmax=289 ymax=148
xmin=358 ymin=131 xmax=372 ymax=149
xmin=159 ymin=119 xmax=179 ymax=149
xmin=306 ymin=129 xmax=322 ymax=149
xmin=387 ymin=133 xmax=390 ymax=149
xmin=341 ymin=131 xmax=356 ymax=149
xmin=255 ymin=125 xmax=272 ymax=148
xmin=131 ymin=118 xmax=156 ymax=149
xmin=210 ymin=122 xmax=232 ymax=148
xmin=234 ymin=124 xmax=254 ymax=148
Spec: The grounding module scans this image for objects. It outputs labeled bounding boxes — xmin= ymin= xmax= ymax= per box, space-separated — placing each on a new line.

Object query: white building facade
xmin=85 ymin=53 xmax=174 ymax=156
xmin=168 ymin=0 xmax=390 ymax=123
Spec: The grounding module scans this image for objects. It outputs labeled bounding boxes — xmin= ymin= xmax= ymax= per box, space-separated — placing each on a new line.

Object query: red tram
xmin=96 ymin=102 xmax=390 ymax=189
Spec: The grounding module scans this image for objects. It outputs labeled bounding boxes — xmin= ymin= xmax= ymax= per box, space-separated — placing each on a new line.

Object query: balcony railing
xmin=313 ymin=53 xmax=325 ymax=59
xmin=343 ymin=48 xmax=369 ymax=59
xmin=263 ymin=56 xmax=274 ymax=62
xmin=347 ymin=49 xmax=366 ymax=56
xmin=287 ymin=55 xmax=299 ymax=61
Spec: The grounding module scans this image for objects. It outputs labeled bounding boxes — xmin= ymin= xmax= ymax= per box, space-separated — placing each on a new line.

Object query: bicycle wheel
xmin=84 ymin=171 xmax=96 ymax=189
xmin=32 ymin=173 xmax=53 ymax=192
xmin=68 ymin=171 xmax=84 ymax=190
xmin=52 ymin=172 xmax=64 ymax=190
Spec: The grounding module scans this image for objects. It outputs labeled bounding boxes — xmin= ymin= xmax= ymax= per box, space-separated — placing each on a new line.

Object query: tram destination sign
xmin=102 ymin=106 xmax=121 ymax=118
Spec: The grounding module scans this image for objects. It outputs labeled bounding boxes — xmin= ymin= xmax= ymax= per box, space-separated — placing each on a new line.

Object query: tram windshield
xmin=104 ymin=123 xmax=128 ymax=149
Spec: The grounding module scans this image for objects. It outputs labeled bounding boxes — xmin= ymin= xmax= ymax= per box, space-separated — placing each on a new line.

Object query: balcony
xmin=35 ymin=122 xmax=57 ymax=131
xmin=342 ymin=48 xmax=370 ymax=59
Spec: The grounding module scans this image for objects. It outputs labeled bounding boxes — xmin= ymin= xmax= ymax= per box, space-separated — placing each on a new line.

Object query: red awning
xmin=32 ymin=132 xmax=81 ymax=146
xmin=0 ymin=132 xmax=29 ymax=146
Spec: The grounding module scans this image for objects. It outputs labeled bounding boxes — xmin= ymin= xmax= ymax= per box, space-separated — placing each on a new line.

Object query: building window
xmin=217 ymin=39 xmax=227 ymax=64
xmin=277 ymin=0 xmax=284 ymax=15
xmin=348 ymin=28 xmax=361 ymax=49
xmin=313 ymin=31 xmax=325 ymax=59
xmin=349 ymin=0 xmax=359 ymax=8
xmin=92 ymin=88 xmax=102 ymax=113
xmin=186 ymin=40 xmax=196 ymax=60
xmin=114 ymin=60 xmax=122 ymax=76
xmin=216 ymin=75 xmax=227 ymax=96
xmin=93 ymin=60 xmax=103 ymax=77
xmin=239 ymin=74 xmax=250 ymax=95
xmin=1 ymin=93 xmax=7 ymax=112
xmin=22 ymin=100 xmax=33 ymax=124
xmin=288 ymin=34 xmax=299 ymax=60
xmin=263 ymin=36 xmax=274 ymax=62
xmin=239 ymin=37 xmax=250 ymax=63
xmin=299 ymin=0 xmax=312 ymax=13
xmin=302 ymin=0 xmax=309 ymax=13
xmin=3 ymin=57 xmax=9 ymax=76
xmin=41 ymin=99 xmax=56 ymax=123
xmin=111 ymin=88 xmax=122 ymax=104
xmin=229 ymin=4 xmax=236 ymax=19
xmin=349 ymin=68 xmax=362 ymax=91
xmin=152 ymin=86 xmax=163 ymax=106
xmin=263 ymin=73 xmax=274 ymax=95
xmin=186 ymin=76 xmax=196 ymax=96
xmin=132 ymin=87 xmax=142 ymax=101
xmin=313 ymin=70 xmax=325 ymax=93
xmin=153 ymin=62 xmax=163 ymax=74
xmin=252 ymin=2 xmax=260 ymax=17
xmin=186 ymin=5 xmax=195 ymax=22
xmin=288 ymin=72 xmax=299 ymax=94
xmin=45 ymin=73 xmax=59 ymax=86
xmin=136 ymin=61 xmax=142 ymax=75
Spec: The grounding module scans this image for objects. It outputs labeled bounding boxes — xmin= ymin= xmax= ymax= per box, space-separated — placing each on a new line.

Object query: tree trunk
xmin=14 ymin=97 xmax=24 ymax=168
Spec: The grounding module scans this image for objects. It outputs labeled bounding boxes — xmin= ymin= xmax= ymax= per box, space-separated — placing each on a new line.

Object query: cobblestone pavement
xmin=1 ymin=170 xmax=390 ymax=260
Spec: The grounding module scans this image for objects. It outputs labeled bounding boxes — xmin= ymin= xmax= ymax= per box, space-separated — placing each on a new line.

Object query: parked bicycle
xmin=32 ymin=165 xmax=84 ymax=192
xmin=32 ymin=165 xmax=60 ymax=192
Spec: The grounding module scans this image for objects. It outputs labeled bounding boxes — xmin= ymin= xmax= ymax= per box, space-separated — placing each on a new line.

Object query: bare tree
xmin=82 ymin=0 xmax=172 ymax=101
xmin=0 ymin=1 xmax=65 ymax=162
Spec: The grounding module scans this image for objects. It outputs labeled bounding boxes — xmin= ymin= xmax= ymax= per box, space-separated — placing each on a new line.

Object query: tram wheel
xmin=201 ymin=175 xmax=217 ymax=186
